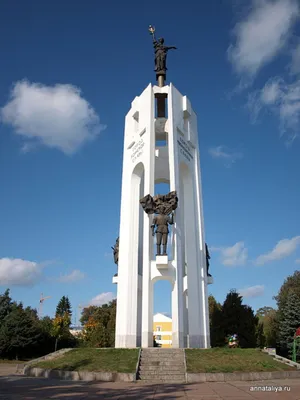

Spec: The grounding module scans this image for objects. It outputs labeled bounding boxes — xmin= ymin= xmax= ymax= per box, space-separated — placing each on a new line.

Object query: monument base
xmin=156 ymin=255 xmax=169 ymax=269
xmin=207 ymin=276 xmax=214 ymax=285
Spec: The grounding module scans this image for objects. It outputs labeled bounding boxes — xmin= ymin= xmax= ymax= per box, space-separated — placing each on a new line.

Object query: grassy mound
xmin=185 ymin=348 xmax=295 ymax=373
xmin=32 ymin=348 xmax=139 ymax=373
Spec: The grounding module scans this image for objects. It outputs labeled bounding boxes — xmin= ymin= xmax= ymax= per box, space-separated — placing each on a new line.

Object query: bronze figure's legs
xmin=156 ymin=232 xmax=162 ymax=255
xmin=162 ymin=233 xmax=168 ymax=255
xmin=156 ymin=232 xmax=168 ymax=255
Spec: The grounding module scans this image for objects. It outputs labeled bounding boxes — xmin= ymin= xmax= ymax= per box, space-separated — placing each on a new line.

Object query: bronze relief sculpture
xmin=140 ymin=191 xmax=178 ymax=255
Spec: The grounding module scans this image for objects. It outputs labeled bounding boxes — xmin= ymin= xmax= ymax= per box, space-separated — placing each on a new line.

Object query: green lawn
xmin=31 ymin=348 xmax=140 ymax=373
xmin=185 ymin=348 xmax=295 ymax=373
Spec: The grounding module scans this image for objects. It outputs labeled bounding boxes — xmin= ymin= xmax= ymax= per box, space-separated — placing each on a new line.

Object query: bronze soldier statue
xmin=111 ymin=237 xmax=119 ymax=266
xmin=140 ymin=191 xmax=178 ymax=256
xmin=205 ymin=243 xmax=211 ymax=277
xmin=152 ymin=210 xmax=174 ymax=255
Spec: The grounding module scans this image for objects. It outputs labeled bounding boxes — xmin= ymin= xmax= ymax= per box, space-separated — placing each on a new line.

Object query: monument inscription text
xmin=131 ymin=138 xmax=145 ymax=163
xmin=177 ymin=136 xmax=193 ymax=162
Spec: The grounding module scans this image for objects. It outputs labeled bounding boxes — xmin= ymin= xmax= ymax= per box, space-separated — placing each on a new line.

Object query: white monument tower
xmin=113 ymin=27 xmax=213 ymax=349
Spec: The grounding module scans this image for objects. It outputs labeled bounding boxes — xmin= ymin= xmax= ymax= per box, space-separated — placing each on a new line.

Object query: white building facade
xmin=114 ymin=83 xmax=212 ymax=349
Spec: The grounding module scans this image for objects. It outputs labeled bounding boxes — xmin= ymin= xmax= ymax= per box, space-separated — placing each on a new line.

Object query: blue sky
xmin=1 ymin=0 xmax=300 ymax=324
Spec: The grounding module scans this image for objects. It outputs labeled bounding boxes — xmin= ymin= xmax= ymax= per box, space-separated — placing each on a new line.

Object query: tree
xmin=36 ymin=316 xmax=56 ymax=356
xmin=80 ymin=300 xmax=116 ymax=347
xmin=220 ymin=290 xmax=258 ymax=348
xmin=0 ymin=289 xmax=13 ymax=323
xmin=208 ymin=295 xmax=221 ymax=322
xmin=278 ymin=292 xmax=300 ymax=359
xmin=242 ymin=305 xmax=259 ymax=348
xmin=51 ymin=313 xmax=72 ymax=352
xmin=208 ymin=295 xmax=224 ymax=347
xmin=255 ymin=307 xmax=278 ymax=348
xmin=256 ymin=306 xmax=275 ymax=320
xmin=221 ymin=290 xmax=244 ymax=337
xmin=85 ymin=322 xmax=110 ymax=348
xmin=55 ymin=296 xmax=72 ymax=318
xmin=0 ymin=303 xmax=41 ymax=360
xmin=106 ymin=300 xmax=116 ymax=346
xmin=263 ymin=309 xmax=278 ymax=348
xmin=274 ymin=270 xmax=300 ymax=315
xmin=80 ymin=305 xmax=99 ymax=326
xmin=256 ymin=320 xmax=265 ymax=348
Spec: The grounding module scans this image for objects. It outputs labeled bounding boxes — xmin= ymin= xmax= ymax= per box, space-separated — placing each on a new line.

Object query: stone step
xmin=138 ymin=375 xmax=186 ymax=382
xmin=139 ymin=374 xmax=185 ymax=380
xmin=141 ymin=358 xmax=182 ymax=360
xmin=142 ymin=348 xmax=183 ymax=351
xmin=139 ymin=365 xmax=185 ymax=372
xmin=137 ymin=349 xmax=186 ymax=383
xmin=144 ymin=354 xmax=183 ymax=356
xmin=138 ymin=379 xmax=186 ymax=385
xmin=140 ymin=357 xmax=184 ymax=362
xmin=140 ymin=361 xmax=185 ymax=367
xmin=141 ymin=350 xmax=184 ymax=354
xmin=141 ymin=353 xmax=184 ymax=357
xmin=138 ymin=369 xmax=185 ymax=376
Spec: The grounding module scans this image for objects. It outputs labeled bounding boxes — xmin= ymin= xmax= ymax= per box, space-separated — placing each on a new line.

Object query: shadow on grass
xmin=54 ymin=358 xmax=91 ymax=371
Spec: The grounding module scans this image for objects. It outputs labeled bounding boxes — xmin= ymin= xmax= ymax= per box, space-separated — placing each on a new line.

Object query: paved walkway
xmin=0 ymin=365 xmax=300 ymax=399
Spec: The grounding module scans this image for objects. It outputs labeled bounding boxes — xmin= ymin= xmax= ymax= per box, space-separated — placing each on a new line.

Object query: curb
xmin=23 ymin=348 xmax=73 ymax=374
xmin=274 ymin=355 xmax=300 ymax=369
xmin=183 ymin=348 xmax=188 ymax=384
xmin=135 ymin=347 xmax=141 ymax=380
xmin=23 ymin=367 xmax=300 ymax=383
xmin=187 ymin=370 xmax=300 ymax=383
xmin=262 ymin=349 xmax=300 ymax=369
xmin=24 ymin=366 xmax=136 ymax=382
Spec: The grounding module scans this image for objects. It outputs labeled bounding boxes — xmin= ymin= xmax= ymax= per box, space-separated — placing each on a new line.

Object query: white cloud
xmin=0 ymin=80 xmax=105 ymax=154
xmin=90 ymin=292 xmax=115 ymax=306
xmin=238 ymin=285 xmax=265 ymax=298
xmin=0 ymin=257 xmax=42 ymax=286
xmin=295 ymin=259 xmax=300 ymax=264
xmin=248 ymin=77 xmax=300 ymax=143
xmin=208 ymin=145 xmax=243 ymax=167
xmin=227 ymin=0 xmax=299 ymax=83
xmin=255 ymin=236 xmax=300 ymax=265
xmin=213 ymin=242 xmax=248 ymax=266
xmin=57 ymin=269 xmax=85 ymax=283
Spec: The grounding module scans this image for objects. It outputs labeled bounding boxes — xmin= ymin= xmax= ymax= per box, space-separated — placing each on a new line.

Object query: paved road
xmin=0 ymin=365 xmax=300 ymax=399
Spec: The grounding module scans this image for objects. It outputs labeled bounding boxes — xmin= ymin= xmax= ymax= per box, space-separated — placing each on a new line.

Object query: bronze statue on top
xmin=140 ymin=191 xmax=178 ymax=255
xmin=149 ymin=25 xmax=177 ymax=86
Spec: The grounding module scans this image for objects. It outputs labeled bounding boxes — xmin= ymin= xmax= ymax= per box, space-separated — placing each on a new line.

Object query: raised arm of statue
xmin=166 ymin=46 xmax=177 ymax=50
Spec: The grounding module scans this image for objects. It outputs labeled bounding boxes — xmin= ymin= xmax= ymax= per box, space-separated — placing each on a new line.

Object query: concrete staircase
xmin=137 ymin=348 xmax=186 ymax=383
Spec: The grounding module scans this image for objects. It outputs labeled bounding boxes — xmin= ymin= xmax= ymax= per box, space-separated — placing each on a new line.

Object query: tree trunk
xmin=55 ymin=338 xmax=58 ymax=352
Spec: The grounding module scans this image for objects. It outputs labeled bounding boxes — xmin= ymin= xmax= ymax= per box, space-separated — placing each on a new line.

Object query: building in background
xmin=69 ymin=326 xmax=83 ymax=337
xmin=153 ymin=313 xmax=172 ymax=348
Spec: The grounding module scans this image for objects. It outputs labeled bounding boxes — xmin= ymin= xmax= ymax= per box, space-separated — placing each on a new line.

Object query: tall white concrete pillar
xmin=115 ymin=82 xmax=212 ymax=349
